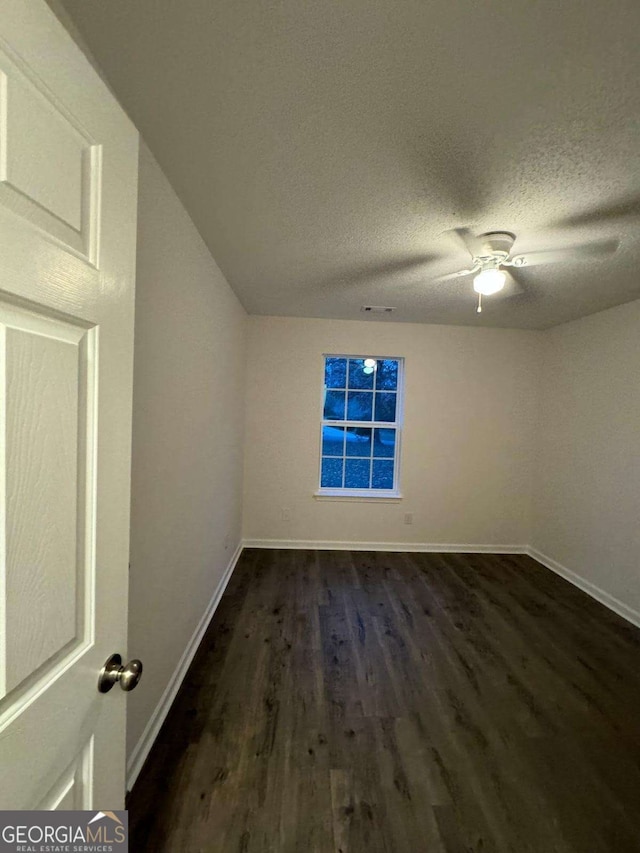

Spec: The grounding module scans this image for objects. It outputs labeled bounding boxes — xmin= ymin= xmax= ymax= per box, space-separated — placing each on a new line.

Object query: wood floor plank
xmin=128 ymin=549 xmax=640 ymax=852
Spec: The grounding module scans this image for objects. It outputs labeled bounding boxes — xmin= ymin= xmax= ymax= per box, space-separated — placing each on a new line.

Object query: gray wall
xmin=532 ymin=298 xmax=640 ymax=622
xmin=127 ymin=142 xmax=247 ymax=763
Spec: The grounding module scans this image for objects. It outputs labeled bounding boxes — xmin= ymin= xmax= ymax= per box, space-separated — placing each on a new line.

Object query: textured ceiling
xmin=57 ymin=0 xmax=640 ymax=328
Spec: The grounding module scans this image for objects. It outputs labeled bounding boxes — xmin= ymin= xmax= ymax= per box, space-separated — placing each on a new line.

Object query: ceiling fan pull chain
xmin=476 ymin=292 xmax=482 ymax=313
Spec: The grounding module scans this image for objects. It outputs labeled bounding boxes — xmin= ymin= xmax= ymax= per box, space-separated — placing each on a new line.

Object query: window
xmin=318 ymin=355 xmax=403 ymax=497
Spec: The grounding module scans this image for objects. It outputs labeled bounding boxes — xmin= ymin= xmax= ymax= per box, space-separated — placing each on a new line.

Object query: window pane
xmin=376 ymin=359 xmax=398 ymax=390
xmin=375 ymin=392 xmax=396 ymax=422
xmin=321 ymin=457 xmax=343 ymax=487
xmin=325 ymin=357 xmax=347 ymax=389
xmin=321 ymin=355 xmax=402 ymax=493
xmin=373 ymin=428 xmax=395 ymax=458
xmin=324 ymin=390 xmax=346 ymax=420
xmin=348 ymin=358 xmax=375 ymax=390
xmin=322 ymin=425 xmax=344 ymax=456
xmin=345 ymin=458 xmax=370 ymax=488
xmin=347 ymin=391 xmax=373 ymax=421
xmin=345 ymin=427 xmax=372 ymax=457
xmin=372 ymin=459 xmax=394 ymax=489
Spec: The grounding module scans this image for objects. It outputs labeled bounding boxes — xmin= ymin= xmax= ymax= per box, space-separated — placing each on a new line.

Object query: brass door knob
xmin=98 ymin=653 xmax=143 ymax=693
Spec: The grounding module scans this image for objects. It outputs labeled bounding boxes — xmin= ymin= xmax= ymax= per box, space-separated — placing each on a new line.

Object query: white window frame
xmin=315 ymin=354 xmax=404 ymax=500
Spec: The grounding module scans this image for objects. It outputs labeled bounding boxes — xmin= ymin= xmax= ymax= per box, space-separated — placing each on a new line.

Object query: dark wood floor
xmin=128 ymin=549 xmax=640 ymax=852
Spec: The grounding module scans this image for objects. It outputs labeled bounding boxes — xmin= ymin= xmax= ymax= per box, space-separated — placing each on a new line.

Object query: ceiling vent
xmin=360 ymin=305 xmax=396 ymax=314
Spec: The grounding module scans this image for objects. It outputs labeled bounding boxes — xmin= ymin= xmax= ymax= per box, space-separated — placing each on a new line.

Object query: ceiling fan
xmin=437 ymin=229 xmax=619 ymax=313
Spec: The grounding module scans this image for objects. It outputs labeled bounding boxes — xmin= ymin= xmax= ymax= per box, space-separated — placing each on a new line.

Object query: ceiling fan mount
xmin=472 ymin=231 xmax=516 ymax=265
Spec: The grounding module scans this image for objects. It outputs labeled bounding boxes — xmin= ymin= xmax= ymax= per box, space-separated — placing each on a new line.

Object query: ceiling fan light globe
xmin=473 ymin=269 xmax=506 ymax=295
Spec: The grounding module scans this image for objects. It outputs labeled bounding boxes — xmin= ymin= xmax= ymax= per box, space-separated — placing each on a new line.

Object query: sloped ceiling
xmin=57 ymin=0 xmax=640 ymax=328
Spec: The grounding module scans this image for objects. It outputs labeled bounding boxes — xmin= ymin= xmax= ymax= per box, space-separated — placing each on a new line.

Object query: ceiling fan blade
xmin=508 ymin=239 xmax=619 ymax=268
xmin=443 ymin=227 xmax=481 ymax=260
xmin=317 ymin=253 xmax=444 ymax=292
xmin=433 ymin=267 xmax=477 ymax=282
xmin=501 ymin=269 xmax=525 ymax=296
xmin=553 ymin=194 xmax=640 ymax=229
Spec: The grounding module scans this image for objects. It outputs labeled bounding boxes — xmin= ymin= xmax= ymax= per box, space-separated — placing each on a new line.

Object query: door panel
xmin=37 ymin=738 xmax=94 ymax=810
xmin=0 ymin=41 xmax=101 ymax=263
xmin=3 ymin=304 xmax=95 ymax=698
xmin=0 ymin=0 xmax=138 ymax=810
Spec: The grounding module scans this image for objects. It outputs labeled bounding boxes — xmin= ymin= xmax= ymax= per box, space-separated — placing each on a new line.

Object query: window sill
xmin=314 ymin=489 xmax=403 ymax=503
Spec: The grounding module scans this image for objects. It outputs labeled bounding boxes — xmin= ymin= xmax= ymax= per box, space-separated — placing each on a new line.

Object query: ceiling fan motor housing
xmin=477 ymin=231 xmax=516 ymax=263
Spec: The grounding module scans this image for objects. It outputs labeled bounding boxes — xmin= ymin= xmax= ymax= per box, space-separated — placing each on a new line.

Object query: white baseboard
xmin=526 ymin=547 xmax=640 ymax=630
xmin=243 ymin=538 xmax=527 ymax=554
xmin=126 ymin=541 xmax=244 ymax=792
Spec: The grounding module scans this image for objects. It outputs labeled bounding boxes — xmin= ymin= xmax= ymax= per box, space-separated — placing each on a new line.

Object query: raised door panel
xmin=37 ymin=738 xmax=94 ymax=810
xmin=0 ymin=44 xmax=101 ymax=263
xmin=0 ymin=302 xmax=96 ymax=700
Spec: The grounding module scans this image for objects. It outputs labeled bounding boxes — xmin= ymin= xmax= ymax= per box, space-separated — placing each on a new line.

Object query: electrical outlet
xmin=404 ymin=513 xmax=413 ymax=525
xmin=281 ymin=507 xmax=291 ymax=522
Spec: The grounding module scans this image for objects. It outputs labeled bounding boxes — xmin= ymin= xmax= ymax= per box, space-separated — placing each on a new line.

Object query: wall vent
xmin=360 ymin=305 xmax=396 ymax=314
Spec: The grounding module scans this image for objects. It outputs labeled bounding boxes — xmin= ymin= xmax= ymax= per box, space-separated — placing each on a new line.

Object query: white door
xmin=0 ymin=0 xmax=138 ymax=809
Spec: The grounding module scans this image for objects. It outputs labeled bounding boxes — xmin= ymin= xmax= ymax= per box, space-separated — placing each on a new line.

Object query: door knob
xmin=98 ymin=653 xmax=143 ymax=693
